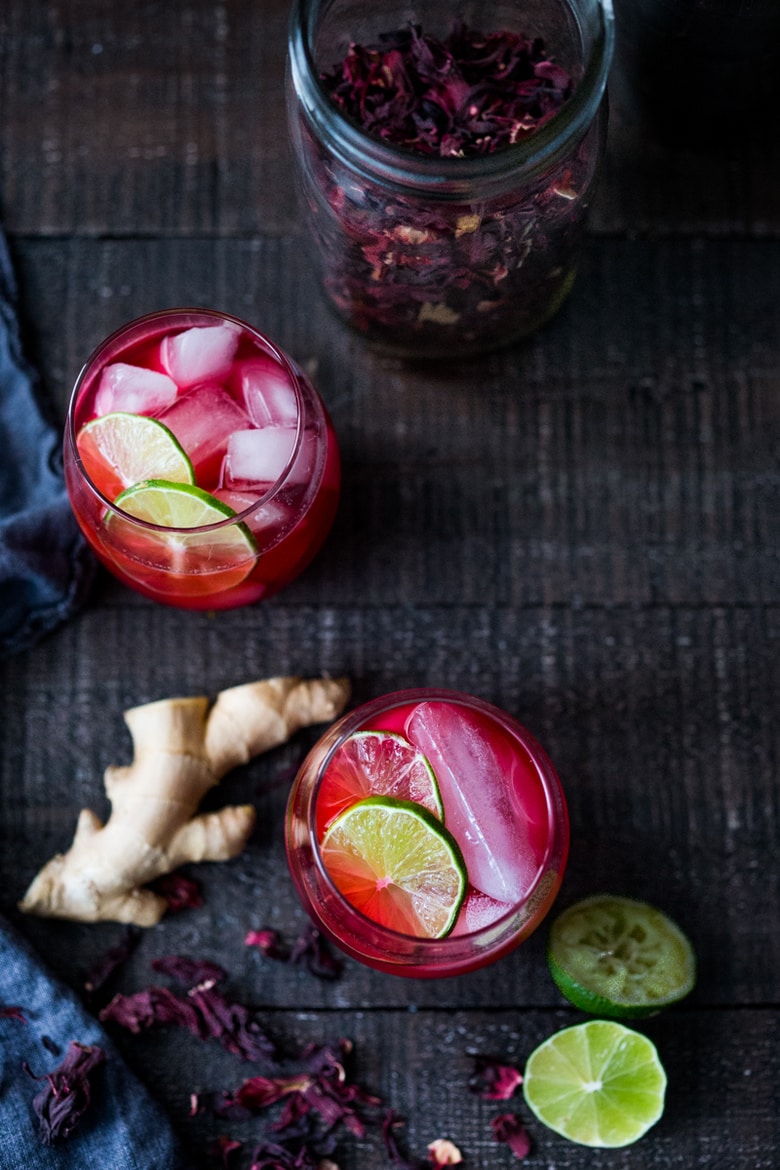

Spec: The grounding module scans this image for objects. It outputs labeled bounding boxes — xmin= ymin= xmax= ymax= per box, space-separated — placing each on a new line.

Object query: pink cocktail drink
xmin=64 ymin=309 xmax=340 ymax=608
xmin=286 ymin=689 xmax=569 ymax=977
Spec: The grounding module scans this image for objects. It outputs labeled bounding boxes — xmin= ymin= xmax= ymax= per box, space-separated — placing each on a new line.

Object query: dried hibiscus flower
xmin=24 ymin=1040 xmax=106 ymax=1145
xmin=0 ymin=1004 xmax=26 ymax=1022
xmin=321 ymin=22 xmax=572 ymax=158
xmin=99 ymin=956 xmax=278 ymax=1064
xmin=381 ymin=1109 xmax=429 ymax=1169
xmin=290 ymin=17 xmax=608 ymax=356
xmin=491 ymin=1112 xmax=532 ymax=1159
xmin=246 ymin=923 xmax=344 ymax=980
xmin=427 ymin=1137 xmax=463 ymax=1166
xmin=469 ymin=1053 xmax=523 ymax=1099
xmin=151 ymin=871 xmax=203 ymax=912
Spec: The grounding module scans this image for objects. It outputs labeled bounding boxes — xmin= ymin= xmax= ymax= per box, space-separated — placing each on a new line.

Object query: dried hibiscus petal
xmin=491 ymin=1112 xmax=532 ymax=1159
xmin=25 ymin=1041 xmax=105 ymax=1145
xmin=321 ymin=22 xmax=572 ymax=158
xmin=381 ymin=1109 xmax=430 ymax=1169
xmin=292 ymin=18 xmax=604 ymax=356
xmin=100 ymin=962 xmax=278 ymax=1064
xmin=246 ymin=923 xmax=344 ymax=980
xmin=427 ymin=1138 xmax=463 ymax=1166
xmin=151 ymin=872 xmax=203 ymax=912
xmin=469 ymin=1054 xmax=523 ymax=1099
xmin=0 ymin=1004 xmax=26 ymax=1022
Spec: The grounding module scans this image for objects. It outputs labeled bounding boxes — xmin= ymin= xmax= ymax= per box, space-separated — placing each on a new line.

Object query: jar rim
xmin=288 ymin=0 xmax=615 ymax=199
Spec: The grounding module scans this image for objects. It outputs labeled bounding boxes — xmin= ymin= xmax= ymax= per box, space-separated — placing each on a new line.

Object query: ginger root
xmin=19 ymin=675 xmax=350 ymax=926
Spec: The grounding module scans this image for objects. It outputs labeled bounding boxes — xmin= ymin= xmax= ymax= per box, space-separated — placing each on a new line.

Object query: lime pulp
xmin=320 ymin=795 xmax=467 ymax=939
xmin=547 ymin=894 xmax=696 ymax=1018
xmin=523 ymin=1020 xmax=667 ymax=1148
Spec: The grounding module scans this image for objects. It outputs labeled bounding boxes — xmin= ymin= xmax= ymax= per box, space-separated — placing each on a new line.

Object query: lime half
xmin=316 ymin=730 xmax=444 ymax=835
xmin=107 ymin=480 xmax=257 ymax=584
xmin=77 ymin=412 xmax=194 ymax=501
xmin=320 ymin=796 xmax=467 ymax=938
xmin=523 ymin=1020 xmax=667 ymax=1148
xmin=548 ymin=895 xmax=696 ymax=1018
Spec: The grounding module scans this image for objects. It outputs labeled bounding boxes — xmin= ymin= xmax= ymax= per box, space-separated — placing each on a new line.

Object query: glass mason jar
xmin=285 ymin=689 xmax=570 ymax=978
xmin=286 ymin=0 xmax=615 ymax=359
xmin=64 ymin=308 xmax=341 ymax=610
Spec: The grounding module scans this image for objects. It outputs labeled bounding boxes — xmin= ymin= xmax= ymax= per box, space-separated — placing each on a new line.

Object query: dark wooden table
xmin=1 ymin=2 xmax=778 ymax=1167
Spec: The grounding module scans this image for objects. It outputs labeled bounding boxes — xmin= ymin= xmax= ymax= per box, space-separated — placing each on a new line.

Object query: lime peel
xmin=547 ymin=894 xmax=696 ymax=1018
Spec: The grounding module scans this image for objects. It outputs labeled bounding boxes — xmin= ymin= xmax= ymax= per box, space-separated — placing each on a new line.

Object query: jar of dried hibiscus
xmin=286 ymin=0 xmax=615 ymax=358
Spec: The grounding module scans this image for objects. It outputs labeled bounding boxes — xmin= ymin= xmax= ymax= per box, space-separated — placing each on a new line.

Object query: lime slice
xmin=316 ymin=730 xmax=444 ymax=835
xmin=523 ymin=1020 xmax=667 ymax=1147
xmin=107 ymin=480 xmax=257 ymax=583
xmin=77 ymin=412 xmax=194 ymax=500
xmin=548 ymin=895 xmax=696 ymax=1018
xmin=320 ymin=796 xmax=467 ymax=938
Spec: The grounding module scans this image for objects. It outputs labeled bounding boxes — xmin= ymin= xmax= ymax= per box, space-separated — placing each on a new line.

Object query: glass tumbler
xmin=286 ymin=0 xmax=615 ymax=358
xmin=285 ymin=689 xmax=570 ymax=978
xmin=64 ymin=308 xmax=341 ymax=609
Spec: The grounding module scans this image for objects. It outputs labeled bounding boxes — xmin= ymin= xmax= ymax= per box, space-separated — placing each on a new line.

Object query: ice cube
xmin=160 ymin=322 xmax=240 ymax=388
xmin=450 ymin=890 xmax=514 ymax=937
xmin=236 ymin=356 xmax=299 ymax=427
xmin=224 ymin=426 xmax=299 ymax=488
xmin=213 ymin=488 xmax=290 ymax=538
xmin=405 ymin=702 xmax=538 ymax=905
xmin=160 ymin=384 xmax=249 ymax=487
xmin=94 ymin=362 xmax=178 ymax=417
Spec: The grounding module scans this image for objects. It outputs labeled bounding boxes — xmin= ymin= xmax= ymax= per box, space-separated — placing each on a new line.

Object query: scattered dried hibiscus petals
xmin=246 ymin=923 xmax=344 ymax=980
xmin=491 ymin=1112 xmax=532 ymax=1159
xmin=198 ymin=1038 xmax=381 ymax=1143
xmin=99 ymin=956 xmax=278 ymax=1064
xmin=321 ymin=21 xmax=571 ymax=158
xmin=24 ymin=1040 xmax=105 ymax=1145
xmin=469 ymin=1053 xmax=523 ymax=1099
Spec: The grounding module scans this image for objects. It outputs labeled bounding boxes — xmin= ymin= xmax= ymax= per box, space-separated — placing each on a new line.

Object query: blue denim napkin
xmin=0 ymin=916 xmax=194 ymax=1168
xmin=0 ymin=230 xmax=95 ymax=657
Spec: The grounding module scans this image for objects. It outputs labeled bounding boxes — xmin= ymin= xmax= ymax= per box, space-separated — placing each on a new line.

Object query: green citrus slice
xmin=315 ymin=730 xmax=443 ymax=836
xmin=107 ymin=480 xmax=257 ymax=584
xmin=320 ymin=796 xmax=467 ymax=938
xmin=523 ymin=1020 xmax=667 ymax=1148
xmin=547 ymin=895 xmax=696 ymax=1018
xmin=77 ymin=412 xmax=194 ymax=501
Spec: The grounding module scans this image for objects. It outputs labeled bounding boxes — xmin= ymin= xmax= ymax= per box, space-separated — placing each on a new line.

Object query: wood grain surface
xmin=1 ymin=1 xmax=778 ymax=1167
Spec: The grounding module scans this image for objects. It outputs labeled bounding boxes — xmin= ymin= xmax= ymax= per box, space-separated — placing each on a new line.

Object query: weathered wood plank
xmin=1 ymin=0 xmax=778 ymax=237
xmin=19 ymin=1000 xmax=779 ymax=1169
xmin=9 ymin=234 xmax=779 ymax=608
xmin=2 ymin=603 xmax=776 ymax=1007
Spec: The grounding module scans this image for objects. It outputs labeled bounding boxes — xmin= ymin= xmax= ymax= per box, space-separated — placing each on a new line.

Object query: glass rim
xmin=292 ymin=687 xmax=570 ymax=959
xmin=66 ymin=307 xmax=306 ymax=533
xmin=288 ymin=0 xmax=615 ymax=199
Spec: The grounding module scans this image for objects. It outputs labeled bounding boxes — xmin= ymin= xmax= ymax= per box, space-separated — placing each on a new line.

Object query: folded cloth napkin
xmin=0 ymin=915 xmax=194 ymax=1168
xmin=0 ymin=229 xmax=95 ymax=657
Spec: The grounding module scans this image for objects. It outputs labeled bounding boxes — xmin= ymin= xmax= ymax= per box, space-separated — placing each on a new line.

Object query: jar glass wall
xmin=287 ymin=0 xmax=615 ymax=358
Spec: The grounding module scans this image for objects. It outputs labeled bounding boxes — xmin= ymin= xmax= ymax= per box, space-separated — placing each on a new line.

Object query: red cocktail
xmin=64 ymin=309 xmax=340 ymax=608
xmin=286 ymin=689 xmax=569 ymax=977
